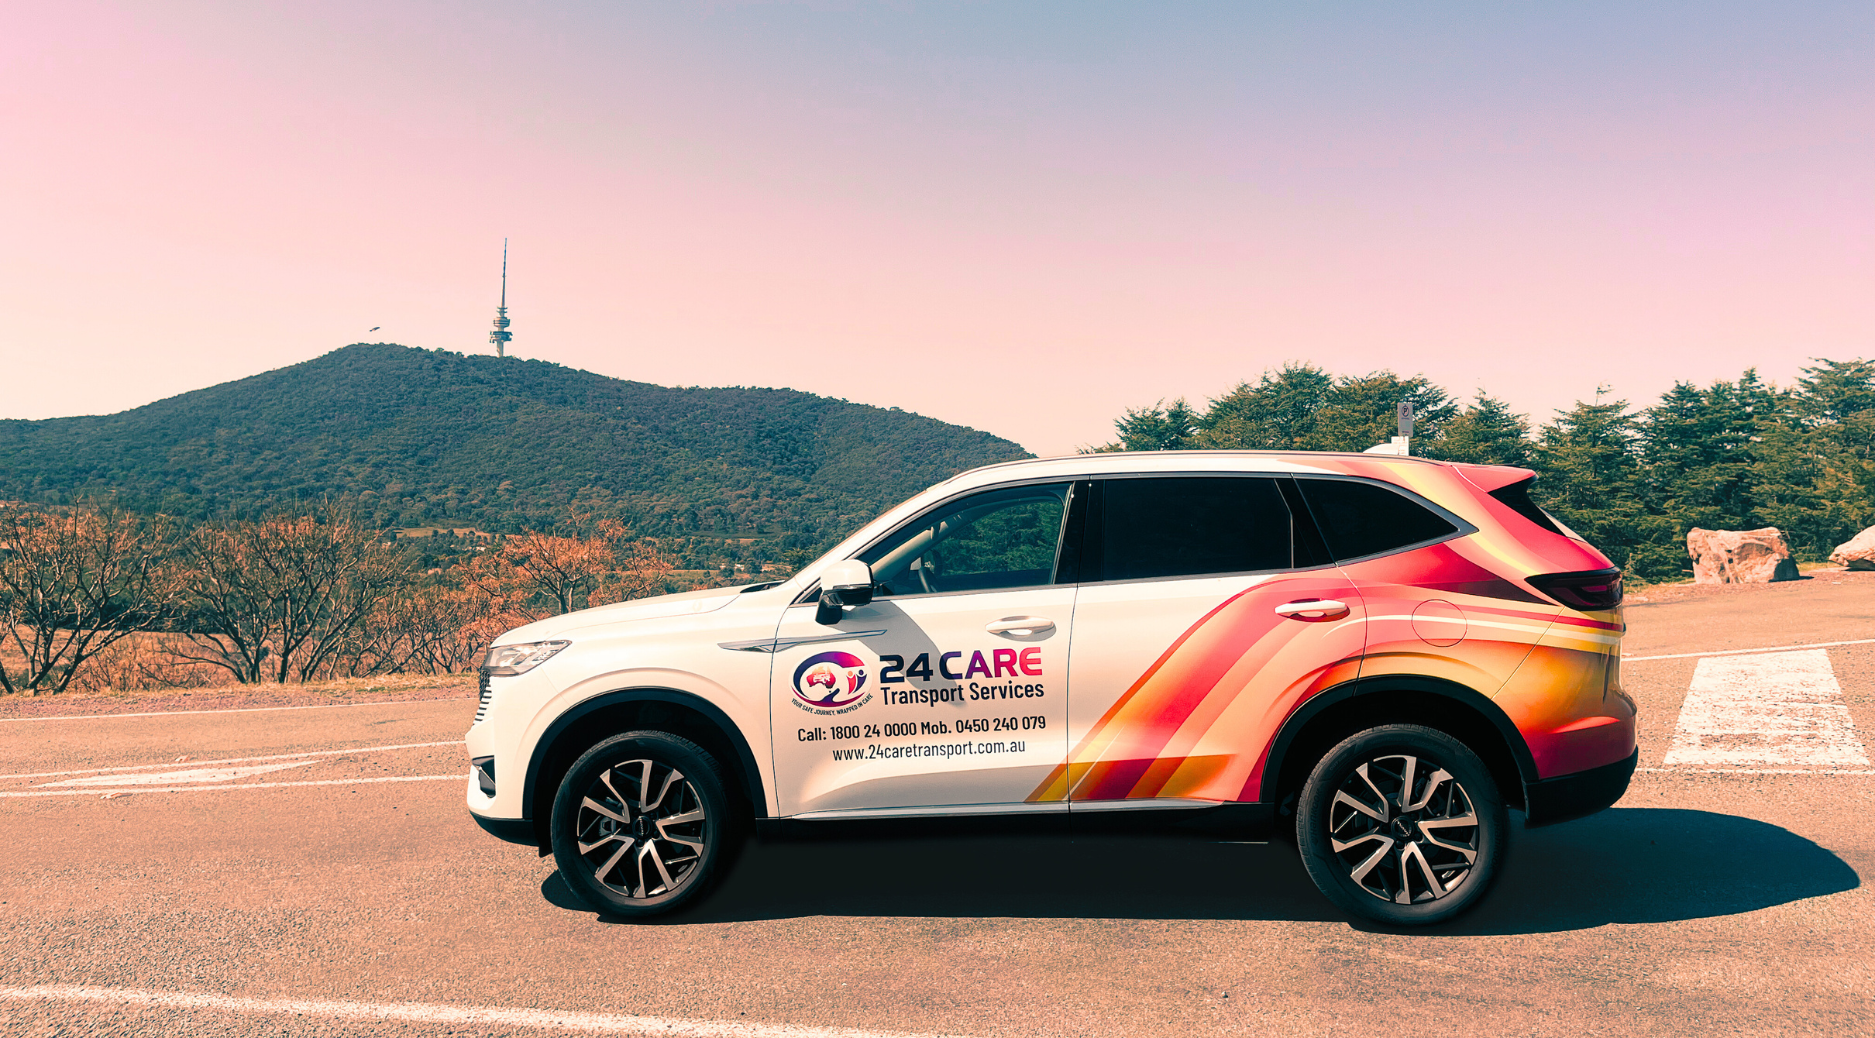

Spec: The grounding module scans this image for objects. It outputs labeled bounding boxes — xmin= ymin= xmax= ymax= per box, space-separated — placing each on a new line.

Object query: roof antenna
xmin=489 ymin=239 xmax=512 ymax=358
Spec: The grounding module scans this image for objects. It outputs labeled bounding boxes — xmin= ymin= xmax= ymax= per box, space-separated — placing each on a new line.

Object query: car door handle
xmin=1274 ymin=599 xmax=1351 ymax=621
xmin=985 ymin=616 xmax=1055 ymax=636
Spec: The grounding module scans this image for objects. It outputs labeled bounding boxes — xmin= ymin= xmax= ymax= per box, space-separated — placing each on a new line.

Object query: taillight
xmin=1528 ymin=568 xmax=1623 ymax=611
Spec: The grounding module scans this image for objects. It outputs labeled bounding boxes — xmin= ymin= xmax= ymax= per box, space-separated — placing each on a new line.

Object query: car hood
xmin=493 ymin=585 xmax=748 ymax=643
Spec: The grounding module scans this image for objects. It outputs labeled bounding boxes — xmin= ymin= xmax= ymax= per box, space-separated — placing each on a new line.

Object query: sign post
xmin=1363 ymin=401 xmax=1415 ymax=456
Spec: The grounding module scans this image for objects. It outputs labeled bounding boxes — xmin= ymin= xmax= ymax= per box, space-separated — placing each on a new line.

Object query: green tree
xmin=1173 ymin=363 xmax=1457 ymax=452
xmin=1639 ymin=371 xmax=1788 ymax=534
xmin=1794 ymin=358 xmax=1875 ymax=423
xmin=1421 ymin=393 xmax=1534 ymax=467
xmin=1532 ymin=398 xmax=1678 ymax=577
xmin=1192 ymin=363 xmax=1340 ymax=449
xmin=1753 ymin=359 xmax=1875 ymax=557
xmin=1096 ymin=398 xmax=1200 ymax=452
xmin=1305 ymin=371 xmax=1457 ymax=453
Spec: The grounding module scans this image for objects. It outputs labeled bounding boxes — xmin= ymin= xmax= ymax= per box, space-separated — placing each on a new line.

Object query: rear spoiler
xmin=1453 ymin=463 xmax=1537 ymax=494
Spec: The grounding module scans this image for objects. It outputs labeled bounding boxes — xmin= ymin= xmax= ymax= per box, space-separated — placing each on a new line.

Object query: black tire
xmin=1296 ymin=724 xmax=1507 ymax=926
xmin=550 ymin=730 xmax=738 ymax=919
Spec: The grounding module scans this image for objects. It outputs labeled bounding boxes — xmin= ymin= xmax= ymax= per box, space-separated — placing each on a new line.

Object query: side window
xmin=860 ymin=483 xmax=1070 ymax=596
xmin=1096 ymin=476 xmax=1295 ymax=581
xmin=1297 ymin=477 xmax=1459 ymax=561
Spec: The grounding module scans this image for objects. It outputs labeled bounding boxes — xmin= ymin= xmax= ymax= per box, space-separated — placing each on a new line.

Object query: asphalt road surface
xmin=4 ymin=578 xmax=1873 ymax=1037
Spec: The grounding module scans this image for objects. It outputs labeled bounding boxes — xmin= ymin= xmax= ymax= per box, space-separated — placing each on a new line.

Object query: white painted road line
xmin=1626 ymin=636 xmax=1875 ymax=662
xmin=39 ymin=760 xmax=318 ymax=787
xmin=1638 ymin=767 xmax=1875 ymax=775
xmin=0 ymin=740 xmax=466 ymax=781
xmin=0 ymin=774 xmax=465 ymax=798
xmin=0 ymin=696 xmax=471 ymax=723
xmin=0 ymin=984 xmax=977 ymax=1038
xmin=1661 ymin=649 xmax=1871 ymax=769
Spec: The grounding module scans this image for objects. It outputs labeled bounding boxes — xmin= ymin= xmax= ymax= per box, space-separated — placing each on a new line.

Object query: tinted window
xmin=862 ymin=483 xmax=1069 ymax=596
xmin=1298 ymin=478 xmax=1458 ymax=560
xmin=1488 ymin=478 xmax=1566 ymax=536
xmin=1097 ymin=477 xmax=1294 ymax=581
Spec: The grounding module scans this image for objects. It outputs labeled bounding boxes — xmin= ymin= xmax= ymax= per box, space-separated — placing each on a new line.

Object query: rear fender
xmin=1260 ymin=676 xmax=1539 ymax=814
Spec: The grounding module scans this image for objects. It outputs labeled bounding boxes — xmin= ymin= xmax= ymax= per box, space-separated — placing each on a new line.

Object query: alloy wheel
xmin=572 ymin=758 xmax=709 ymax=900
xmin=1326 ymin=753 xmax=1480 ymax=905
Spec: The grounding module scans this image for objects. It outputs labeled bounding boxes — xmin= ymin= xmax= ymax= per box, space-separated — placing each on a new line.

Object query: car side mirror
xmin=814 ymin=559 xmax=875 ymax=625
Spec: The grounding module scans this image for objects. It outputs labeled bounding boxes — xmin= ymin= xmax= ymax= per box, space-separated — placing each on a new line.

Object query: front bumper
xmin=469 ymin=808 xmax=538 ymax=847
xmin=1523 ymin=748 xmax=1638 ymax=828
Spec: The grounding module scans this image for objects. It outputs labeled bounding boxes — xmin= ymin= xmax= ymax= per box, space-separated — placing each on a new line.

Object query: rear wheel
xmin=550 ymin=730 xmax=737 ymax=918
xmin=1296 ymin=724 xmax=1507 ymax=926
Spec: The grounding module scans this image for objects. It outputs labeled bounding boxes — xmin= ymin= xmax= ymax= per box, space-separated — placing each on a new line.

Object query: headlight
xmin=482 ymin=640 xmax=571 ymax=676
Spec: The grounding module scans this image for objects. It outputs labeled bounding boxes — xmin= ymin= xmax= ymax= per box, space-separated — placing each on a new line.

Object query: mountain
xmin=0 ymin=344 xmax=1030 ymax=549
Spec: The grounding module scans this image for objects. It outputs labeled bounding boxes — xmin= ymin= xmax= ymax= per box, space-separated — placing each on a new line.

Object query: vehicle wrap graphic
xmin=1028 ymin=455 xmax=1631 ymax=804
xmin=1028 ymin=573 xmax=1361 ymax=804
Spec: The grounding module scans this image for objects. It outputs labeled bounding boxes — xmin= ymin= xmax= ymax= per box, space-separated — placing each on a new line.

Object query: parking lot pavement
xmin=5 ymin=585 xmax=1874 ymax=1037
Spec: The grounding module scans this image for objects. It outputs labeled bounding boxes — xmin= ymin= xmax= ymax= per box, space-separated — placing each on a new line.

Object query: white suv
xmin=468 ymin=451 xmax=1634 ymax=925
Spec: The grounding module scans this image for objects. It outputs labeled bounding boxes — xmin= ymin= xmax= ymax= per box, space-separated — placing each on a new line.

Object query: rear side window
xmin=1096 ymin=477 xmax=1295 ymax=581
xmin=1297 ymin=477 xmax=1459 ymax=561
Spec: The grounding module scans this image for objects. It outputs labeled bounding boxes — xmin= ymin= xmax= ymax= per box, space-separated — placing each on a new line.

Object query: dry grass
xmin=0 ymin=627 xmax=478 ymax=719
xmin=60 ymin=631 xmax=238 ymax=692
xmin=0 ymin=670 xmax=477 ymax=719
xmin=1625 ymin=565 xmax=1875 ymax=604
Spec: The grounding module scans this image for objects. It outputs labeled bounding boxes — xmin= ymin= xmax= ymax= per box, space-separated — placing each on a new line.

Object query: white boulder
xmin=1829 ymin=526 xmax=1875 ymax=571
xmin=1686 ymin=527 xmax=1799 ymax=584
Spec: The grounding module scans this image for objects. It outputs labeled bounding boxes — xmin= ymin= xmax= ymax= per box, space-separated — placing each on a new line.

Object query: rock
xmin=1686 ymin=527 xmax=1800 ymax=584
xmin=1829 ymin=526 xmax=1875 ymax=570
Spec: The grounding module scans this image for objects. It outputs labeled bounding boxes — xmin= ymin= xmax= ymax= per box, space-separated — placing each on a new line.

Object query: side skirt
xmin=754 ymin=802 xmax=1274 ymax=842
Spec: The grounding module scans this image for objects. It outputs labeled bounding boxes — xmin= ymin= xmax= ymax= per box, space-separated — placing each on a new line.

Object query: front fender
xmin=519 ymin=670 xmax=774 ymax=821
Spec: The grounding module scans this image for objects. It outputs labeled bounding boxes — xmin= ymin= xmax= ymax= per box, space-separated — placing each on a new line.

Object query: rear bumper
xmin=1523 ymin=748 xmax=1637 ymax=828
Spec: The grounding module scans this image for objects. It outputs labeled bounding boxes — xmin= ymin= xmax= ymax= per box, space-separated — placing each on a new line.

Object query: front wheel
xmin=1296 ymin=724 xmax=1507 ymax=926
xmin=550 ymin=730 xmax=737 ymax=919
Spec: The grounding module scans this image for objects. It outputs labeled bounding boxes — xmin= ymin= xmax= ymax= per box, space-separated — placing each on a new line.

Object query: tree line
xmin=1093 ymin=358 xmax=1875 ymax=581
xmin=0 ymin=503 xmax=676 ymax=696
xmin=11 ymin=355 xmax=1869 ymax=695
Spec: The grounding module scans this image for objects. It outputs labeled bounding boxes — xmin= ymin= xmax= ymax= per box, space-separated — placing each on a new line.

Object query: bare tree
xmin=171 ymin=507 xmax=409 ymax=684
xmin=339 ymin=577 xmax=501 ymax=677
xmin=495 ymin=530 xmax=615 ymax=617
xmin=590 ymin=527 xmax=674 ymax=606
xmin=0 ymin=505 xmax=183 ymax=695
xmin=464 ymin=518 xmax=671 ymax=620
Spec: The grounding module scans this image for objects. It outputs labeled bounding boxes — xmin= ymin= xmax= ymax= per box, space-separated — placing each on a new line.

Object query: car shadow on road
xmin=1424 ymin=807 xmax=1860 ymax=936
xmin=541 ymin=807 xmax=1859 ymax=933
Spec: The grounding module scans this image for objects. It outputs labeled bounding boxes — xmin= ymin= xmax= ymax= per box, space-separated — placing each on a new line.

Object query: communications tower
xmin=489 ymin=239 xmax=512 ymax=358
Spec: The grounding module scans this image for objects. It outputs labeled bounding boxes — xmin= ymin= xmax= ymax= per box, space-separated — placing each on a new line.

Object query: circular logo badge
xmin=792 ymin=651 xmax=869 ymax=708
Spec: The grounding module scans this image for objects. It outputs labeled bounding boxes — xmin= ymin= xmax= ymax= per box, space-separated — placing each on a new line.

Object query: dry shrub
xmin=170 ymin=508 xmax=408 ymax=684
xmin=0 ymin=506 xmax=184 ymax=695
xmin=65 ymin=631 xmax=237 ymax=693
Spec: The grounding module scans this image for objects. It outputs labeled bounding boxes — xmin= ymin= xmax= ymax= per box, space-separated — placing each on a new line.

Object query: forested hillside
xmin=0 ymin=344 xmax=1029 ymax=553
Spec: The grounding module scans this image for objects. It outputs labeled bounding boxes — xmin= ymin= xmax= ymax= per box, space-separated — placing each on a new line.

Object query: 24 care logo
xmin=790 ymin=651 xmax=873 ymax=715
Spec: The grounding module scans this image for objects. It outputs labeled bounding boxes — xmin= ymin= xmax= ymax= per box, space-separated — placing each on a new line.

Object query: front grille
xmin=474 ymin=670 xmax=493 ymax=722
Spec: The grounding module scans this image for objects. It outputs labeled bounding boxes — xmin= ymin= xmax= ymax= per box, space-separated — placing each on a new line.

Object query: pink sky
xmin=6 ymin=2 xmax=1871 ymax=456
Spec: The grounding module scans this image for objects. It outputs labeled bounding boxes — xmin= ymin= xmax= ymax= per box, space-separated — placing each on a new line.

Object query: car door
xmin=769 ymin=481 xmax=1079 ymax=817
xmin=1032 ymin=475 xmax=1365 ymax=809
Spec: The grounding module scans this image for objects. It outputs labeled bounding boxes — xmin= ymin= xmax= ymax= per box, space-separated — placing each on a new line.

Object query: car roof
xmin=778 ymin=449 xmax=1498 ymax=598
xmin=934 ymin=449 xmax=1451 ymax=491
